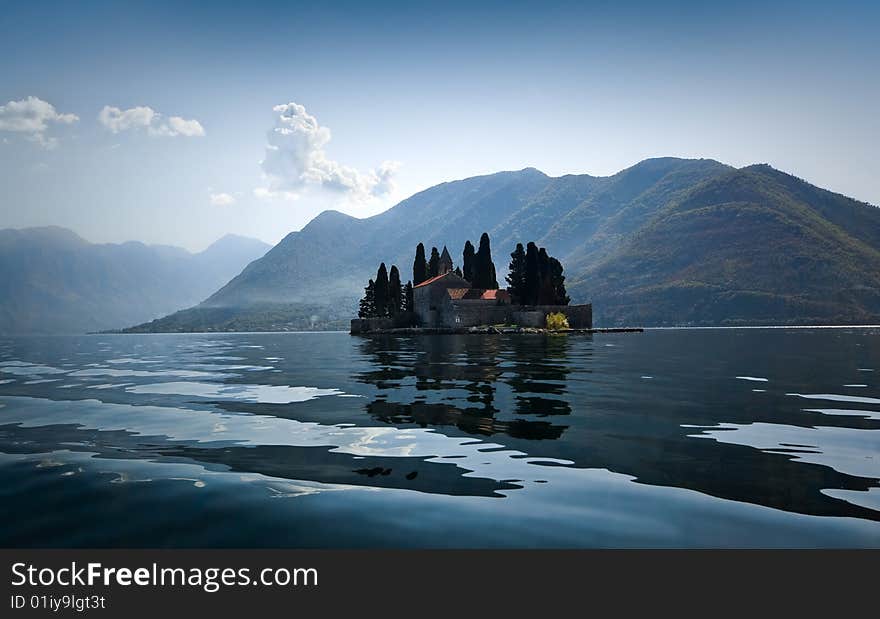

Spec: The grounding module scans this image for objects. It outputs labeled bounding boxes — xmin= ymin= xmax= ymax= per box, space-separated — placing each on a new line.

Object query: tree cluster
xmin=411 ymin=233 xmax=498 ymax=289
xmin=358 ymin=263 xmax=413 ymax=318
xmin=363 ymin=234 xmax=565 ymax=319
xmin=506 ymin=242 xmax=569 ymax=306
xmin=411 ymin=242 xmax=444 ymax=283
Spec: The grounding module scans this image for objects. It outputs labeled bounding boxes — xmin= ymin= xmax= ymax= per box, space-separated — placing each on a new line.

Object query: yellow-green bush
xmin=546 ymin=312 xmax=569 ymax=330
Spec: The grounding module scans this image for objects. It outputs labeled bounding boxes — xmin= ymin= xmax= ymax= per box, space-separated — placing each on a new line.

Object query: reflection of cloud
xmin=267 ymin=480 xmax=361 ymax=499
xmin=690 ymin=421 xmax=880 ymax=480
xmin=259 ymin=102 xmax=399 ymax=201
xmin=0 ymin=96 xmax=78 ymax=149
xmin=126 ymin=381 xmax=342 ymax=404
xmin=340 ymin=427 xmax=422 ymax=458
xmin=98 ymin=105 xmax=205 ymax=137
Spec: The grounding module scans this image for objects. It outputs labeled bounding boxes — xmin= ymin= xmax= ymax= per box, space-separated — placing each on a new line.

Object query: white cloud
xmin=166 ymin=116 xmax=205 ymax=137
xmin=0 ymin=96 xmax=78 ymax=148
xmin=98 ymin=105 xmax=205 ymax=137
xmin=209 ymin=192 xmax=236 ymax=206
xmin=97 ymin=105 xmax=155 ymax=133
xmin=371 ymin=160 xmax=401 ymax=196
xmin=260 ymin=102 xmax=398 ymax=201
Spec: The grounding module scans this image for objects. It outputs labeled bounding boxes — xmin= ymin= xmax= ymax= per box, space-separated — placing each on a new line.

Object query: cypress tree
xmin=454 ymin=266 xmax=463 ymax=278
xmin=403 ymin=281 xmax=414 ymax=313
xmin=358 ymin=279 xmax=376 ymax=318
xmin=462 ymin=240 xmax=475 ymax=283
xmin=374 ymin=263 xmax=389 ymax=317
xmin=524 ymin=242 xmax=541 ymax=305
xmin=428 ymin=247 xmax=440 ymax=278
xmin=474 ymin=233 xmax=498 ymax=289
xmin=538 ymin=247 xmax=556 ymax=304
xmin=506 ymin=243 xmax=526 ymax=304
xmin=413 ymin=243 xmax=427 ymax=285
xmin=389 ymin=265 xmax=402 ymax=316
xmin=549 ymin=257 xmax=569 ymax=305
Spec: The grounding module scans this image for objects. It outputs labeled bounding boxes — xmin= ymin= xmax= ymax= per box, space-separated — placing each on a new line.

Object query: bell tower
xmin=439 ymin=246 xmax=453 ymax=274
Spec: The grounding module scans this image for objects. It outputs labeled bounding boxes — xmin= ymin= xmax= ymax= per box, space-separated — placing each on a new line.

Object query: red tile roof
xmin=481 ymin=289 xmax=510 ymax=301
xmin=413 ymin=271 xmax=451 ymax=288
xmin=414 ymin=271 xmax=466 ymax=288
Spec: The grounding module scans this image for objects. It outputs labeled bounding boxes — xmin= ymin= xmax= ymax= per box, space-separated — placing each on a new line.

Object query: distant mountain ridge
xmin=116 ymin=157 xmax=879 ymax=331
xmin=202 ymin=159 xmax=734 ymax=309
xmin=577 ymin=164 xmax=880 ymax=325
xmin=0 ymin=227 xmax=270 ymax=334
xmin=162 ymin=157 xmax=878 ymax=329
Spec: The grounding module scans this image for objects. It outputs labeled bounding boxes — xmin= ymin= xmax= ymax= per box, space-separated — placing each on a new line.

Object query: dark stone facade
xmin=410 ymin=271 xmax=591 ymax=329
xmin=412 ymin=271 xmax=472 ymax=327
xmin=432 ymin=302 xmax=592 ymax=329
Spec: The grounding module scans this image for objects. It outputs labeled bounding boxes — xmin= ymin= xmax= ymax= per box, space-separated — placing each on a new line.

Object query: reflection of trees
xmin=355 ymin=335 xmax=572 ymax=441
xmin=366 ymin=400 xmax=565 ymax=440
xmin=352 ymin=333 xmax=880 ymax=523
xmin=504 ymin=336 xmax=573 ymax=418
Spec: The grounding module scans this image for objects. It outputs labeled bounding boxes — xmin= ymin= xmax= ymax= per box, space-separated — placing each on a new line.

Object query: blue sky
xmin=1 ymin=0 xmax=877 ymax=250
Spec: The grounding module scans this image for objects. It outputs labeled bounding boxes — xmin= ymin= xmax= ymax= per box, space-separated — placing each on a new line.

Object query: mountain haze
xmin=0 ymin=228 xmax=270 ymax=334
xmin=133 ymin=157 xmax=880 ymax=330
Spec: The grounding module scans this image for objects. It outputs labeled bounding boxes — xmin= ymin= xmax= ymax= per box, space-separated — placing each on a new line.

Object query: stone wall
xmin=354 ymin=303 xmax=592 ymax=332
xmin=412 ymin=286 xmax=432 ymax=326
xmin=443 ymin=300 xmax=510 ymax=327
xmin=442 ymin=302 xmax=592 ymax=329
xmin=511 ymin=310 xmax=545 ymax=327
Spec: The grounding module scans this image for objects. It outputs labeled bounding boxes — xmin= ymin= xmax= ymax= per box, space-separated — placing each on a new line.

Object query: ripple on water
xmin=804 ymin=408 xmax=880 ymax=421
xmin=106 ymin=358 xmax=162 ymax=365
xmin=125 ymin=381 xmax=344 ymax=404
xmin=0 ymin=362 xmax=67 ymax=376
xmin=822 ymin=488 xmax=880 ymax=512
xmin=688 ymin=422 xmax=880 ymax=481
xmin=787 ymin=393 xmax=880 ymax=406
xmin=69 ymin=368 xmax=226 ymax=379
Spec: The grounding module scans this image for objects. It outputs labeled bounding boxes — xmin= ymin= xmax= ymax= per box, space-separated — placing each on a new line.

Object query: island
xmin=351 ymin=232 xmax=613 ymax=335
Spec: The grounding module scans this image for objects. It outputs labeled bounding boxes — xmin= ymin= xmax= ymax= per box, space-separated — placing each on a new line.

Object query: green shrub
xmin=546 ymin=312 xmax=569 ymax=330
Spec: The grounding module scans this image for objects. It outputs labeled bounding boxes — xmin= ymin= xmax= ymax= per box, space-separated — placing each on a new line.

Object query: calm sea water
xmin=0 ymin=329 xmax=878 ymax=548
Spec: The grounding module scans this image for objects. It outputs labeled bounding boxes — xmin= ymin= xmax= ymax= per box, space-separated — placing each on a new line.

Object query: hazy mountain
xmin=130 ymin=157 xmax=880 ymax=330
xmin=0 ymin=228 xmax=270 ymax=334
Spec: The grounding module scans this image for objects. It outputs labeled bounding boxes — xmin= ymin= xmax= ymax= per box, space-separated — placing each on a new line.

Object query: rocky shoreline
xmin=351 ymin=326 xmax=643 ymax=335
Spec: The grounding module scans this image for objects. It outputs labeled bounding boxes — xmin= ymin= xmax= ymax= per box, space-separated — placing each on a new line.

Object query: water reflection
xmin=0 ymin=330 xmax=878 ymax=548
xmin=0 ymin=401 xmax=517 ymax=499
xmin=356 ymin=335 xmax=573 ymax=440
xmin=353 ymin=332 xmax=880 ymax=522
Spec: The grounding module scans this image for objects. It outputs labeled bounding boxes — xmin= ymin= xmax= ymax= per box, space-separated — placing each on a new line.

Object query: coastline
xmin=350 ymin=326 xmax=644 ymax=336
